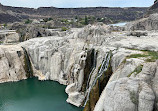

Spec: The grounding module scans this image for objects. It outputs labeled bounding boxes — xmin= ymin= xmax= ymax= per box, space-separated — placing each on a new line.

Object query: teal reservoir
xmin=0 ymin=78 xmax=83 ymax=111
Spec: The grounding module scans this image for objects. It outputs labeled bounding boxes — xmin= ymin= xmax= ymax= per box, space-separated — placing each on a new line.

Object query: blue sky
xmin=0 ymin=0 xmax=154 ymax=8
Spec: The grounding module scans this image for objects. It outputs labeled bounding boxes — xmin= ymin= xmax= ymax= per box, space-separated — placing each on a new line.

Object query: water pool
xmin=0 ymin=78 xmax=83 ymax=111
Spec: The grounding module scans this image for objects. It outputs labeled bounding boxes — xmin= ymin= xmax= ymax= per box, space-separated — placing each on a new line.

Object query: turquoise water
xmin=0 ymin=78 xmax=83 ymax=111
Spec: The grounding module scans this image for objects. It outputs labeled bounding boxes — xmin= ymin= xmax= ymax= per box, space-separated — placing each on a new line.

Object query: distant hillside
xmin=147 ymin=0 xmax=158 ymax=15
xmin=0 ymin=3 xmax=148 ymax=23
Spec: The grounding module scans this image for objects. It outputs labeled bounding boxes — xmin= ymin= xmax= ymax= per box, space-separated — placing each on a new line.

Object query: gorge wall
xmin=147 ymin=0 xmax=158 ymax=15
xmin=0 ymin=3 xmax=147 ymax=23
xmin=1 ymin=22 xmax=158 ymax=111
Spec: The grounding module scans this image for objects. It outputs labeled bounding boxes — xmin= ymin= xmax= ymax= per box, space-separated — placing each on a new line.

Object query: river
xmin=110 ymin=22 xmax=127 ymax=27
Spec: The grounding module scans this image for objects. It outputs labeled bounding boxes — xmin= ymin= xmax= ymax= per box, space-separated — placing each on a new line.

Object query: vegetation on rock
xmin=128 ymin=65 xmax=143 ymax=77
xmin=25 ymin=19 xmax=33 ymax=24
xmin=127 ymin=50 xmax=158 ymax=62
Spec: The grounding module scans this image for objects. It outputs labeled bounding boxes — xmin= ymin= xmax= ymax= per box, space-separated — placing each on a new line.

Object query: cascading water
xmin=86 ymin=49 xmax=97 ymax=90
xmin=22 ymin=47 xmax=33 ymax=78
xmin=84 ymin=51 xmax=111 ymax=107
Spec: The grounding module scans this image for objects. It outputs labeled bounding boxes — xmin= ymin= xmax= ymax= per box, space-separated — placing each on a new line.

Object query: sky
xmin=0 ymin=0 xmax=155 ymax=8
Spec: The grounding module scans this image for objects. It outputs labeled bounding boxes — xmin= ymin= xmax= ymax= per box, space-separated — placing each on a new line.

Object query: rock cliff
xmin=126 ymin=1 xmax=158 ymax=31
xmin=0 ymin=23 xmax=158 ymax=111
xmin=0 ymin=3 xmax=147 ymax=23
xmin=0 ymin=45 xmax=32 ymax=83
xmin=0 ymin=30 xmax=19 ymax=44
xmin=147 ymin=0 xmax=158 ymax=15
xmin=125 ymin=13 xmax=158 ymax=31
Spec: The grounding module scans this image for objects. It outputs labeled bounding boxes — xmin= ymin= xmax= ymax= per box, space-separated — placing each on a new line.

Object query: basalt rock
xmin=10 ymin=22 xmax=72 ymax=42
xmin=125 ymin=13 xmax=158 ymax=31
xmin=148 ymin=0 xmax=158 ymax=15
xmin=0 ymin=3 xmax=147 ymax=23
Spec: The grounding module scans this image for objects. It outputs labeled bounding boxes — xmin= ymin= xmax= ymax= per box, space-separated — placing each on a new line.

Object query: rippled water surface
xmin=0 ymin=78 xmax=82 ymax=111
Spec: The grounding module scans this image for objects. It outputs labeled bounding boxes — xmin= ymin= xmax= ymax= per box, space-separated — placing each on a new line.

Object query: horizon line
xmin=0 ymin=3 xmax=149 ymax=9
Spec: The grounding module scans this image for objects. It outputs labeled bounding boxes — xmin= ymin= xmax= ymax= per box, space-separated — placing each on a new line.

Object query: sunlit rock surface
xmin=0 ymin=30 xmax=19 ymax=44
xmin=0 ymin=23 xmax=158 ymax=110
xmin=94 ymin=61 xmax=158 ymax=111
xmin=0 ymin=45 xmax=27 ymax=83
xmin=125 ymin=14 xmax=158 ymax=31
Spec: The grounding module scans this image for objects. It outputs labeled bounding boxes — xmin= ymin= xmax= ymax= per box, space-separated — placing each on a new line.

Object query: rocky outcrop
xmin=0 ymin=45 xmax=31 ymax=83
xmin=147 ymin=0 xmax=158 ymax=15
xmin=125 ymin=13 xmax=158 ymax=31
xmin=10 ymin=22 xmax=72 ymax=42
xmin=0 ymin=23 xmax=158 ymax=111
xmin=127 ymin=31 xmax=148 ymax=37
xmin=0 ymin=30 xmax=19 ymax=44
xmin=18 ymin=24 xmax=158 ymax=108
xmin=94 ymin=61 xmax=158 ymax=111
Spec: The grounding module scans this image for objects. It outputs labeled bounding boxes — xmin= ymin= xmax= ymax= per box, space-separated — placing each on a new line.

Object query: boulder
xmin=127 ymin=31 xmax=148 ymax=37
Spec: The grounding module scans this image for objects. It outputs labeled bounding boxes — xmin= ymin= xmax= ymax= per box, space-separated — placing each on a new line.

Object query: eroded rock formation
xmin=10 ymin=22 xmax=72 ymax=42
xmin=0 ymin=45 xmax=32 ymax=83
xmin=125 ymin=13 xmax=158 ymax=31
xmin=0 ymin=30 xmax=19 ymax=44
xmin=0 ymin=23 xmax=158 ymax=111
xmin=94 ymin=61 xmax=158 ymax=111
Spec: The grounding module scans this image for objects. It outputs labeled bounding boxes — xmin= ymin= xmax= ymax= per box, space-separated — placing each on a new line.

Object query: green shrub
xmin=145 ymin=51 xmax=158 ymax=62
xmin=44 ymin=18 xmax=53 ymax=22
xmin=127 ymin=50 xmax=158 ymax=62
xmin=3 ymin=23 xmax=7 ymax=27
xmin=61 ymin=27 xmax=68 ymax=31
xmin=25 ymin=19 xmax=32 ymax=24
xmin=127 ymin=54 xmax=148 ymax=58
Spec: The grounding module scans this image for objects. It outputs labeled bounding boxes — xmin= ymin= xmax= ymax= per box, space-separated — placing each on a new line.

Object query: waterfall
xmin=84 ymin=51 xmax=111 ymax=107
xmin=86 ymin=49 xmax=97 ymax=91
xmin=22 ymin=47 xmax=33 ymax=78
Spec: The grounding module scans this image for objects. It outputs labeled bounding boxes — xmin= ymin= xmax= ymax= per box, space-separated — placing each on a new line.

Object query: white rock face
xmin=1 ymin=23 xmax=158 ymax=109
xmin=110 ymin=31 xmax=158 ymax=51
xmin=0 ymin=45 xmax=27 ymax=83
xmin=94 ymin=62 xmax=158 ymax=111
xmin=18 ymin=24 xmax=158 ymax=108
xmin=19 ymin=35 xmax=93 ymax=106
xmin=0 ymin=30 xmax=19 ymax=44
xmin=66 ymin=83 xmax=85 ymax=107
xmin=20 ymin=37 xmax=87 ymax=85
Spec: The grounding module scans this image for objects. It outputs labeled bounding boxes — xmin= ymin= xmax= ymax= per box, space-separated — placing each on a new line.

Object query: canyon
xmin=0 ymin=19 xmax=158 ymax=111
xmin=0 ymin=1 xmax=158 ymax=111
